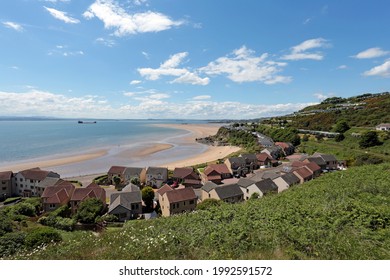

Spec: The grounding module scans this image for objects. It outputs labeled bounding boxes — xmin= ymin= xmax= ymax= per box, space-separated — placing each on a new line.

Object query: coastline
xmin=0 ymin=123 xmax=240 ymax=181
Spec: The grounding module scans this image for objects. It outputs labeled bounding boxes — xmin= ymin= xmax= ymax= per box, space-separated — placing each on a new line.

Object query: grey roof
xmin=306 ymin=156 xmax=326 ymax=166
xmin=313 ymin=153 xmax=337 ymax=162
xmin=280 ymin=173 xmax=300 ymax=186
xmin=109 ymin=191 xmax=142 ymax=213
xmin=124 ymin=167 xmax=145 ymax=177
xmin=122 ymin=183 xmax=140 ymax=192
xmin=262 ymin=171 xmax=281 ymax=180
xmin=213 ymin=184 xmax=243 ymax=199
xmin=254 ymin=179 xmax=278 ymax=194
xmin=201 ymin=181 xmax=218 ymax=192
xmin=237 ymin=178 xmax=255 ymax=188
xmin=226 ymin=157 xmax=246 ymax=166
xmin=37 ymin=177 xmax=61 ymax=188
xmin=146 ymin=167 xmax=168 ymax=176
xmin=240 ymin=153 xmax=257 ymax=161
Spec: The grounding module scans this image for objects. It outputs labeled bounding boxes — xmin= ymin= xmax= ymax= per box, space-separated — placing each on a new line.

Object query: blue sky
xmin=1 ymin=0 xmax=389 ymax=119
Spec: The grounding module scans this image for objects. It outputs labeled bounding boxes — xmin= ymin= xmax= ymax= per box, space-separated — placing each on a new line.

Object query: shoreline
xmin=0 ymin=123 xmax=240 ymax=181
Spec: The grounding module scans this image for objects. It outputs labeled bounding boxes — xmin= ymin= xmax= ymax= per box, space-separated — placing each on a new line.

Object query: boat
xmin=78 ymin=120 xmax=97 ymax=124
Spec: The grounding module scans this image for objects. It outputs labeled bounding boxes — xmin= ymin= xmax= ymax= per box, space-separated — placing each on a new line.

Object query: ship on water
xmin=78 ymin=120 xmax=97 ymax=124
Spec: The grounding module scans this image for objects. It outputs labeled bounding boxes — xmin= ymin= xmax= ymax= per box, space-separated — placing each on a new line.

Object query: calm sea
xmin=0 ymin=119 xmax=206 ymax=166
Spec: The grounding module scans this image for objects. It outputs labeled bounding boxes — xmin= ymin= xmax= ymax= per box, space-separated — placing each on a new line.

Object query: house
xmin=70 ymin=183 xmax=106 ymax=214
xmin=107 ymin=166 xmax=127 ymax=184
xmin=122 ymin=183 xmax=140 ymax=193
xmin=254 ymin=132 xmax=274 ymax=147
xmin=13 ymin=167 xmax=60 ymax=197
xmin=123 ymin=167 xmax=146 ymax=185
xmin=273 ymin=173 xmax=300 ymax=193
xmin=203 ymin=164 xmax=232 ymax=184
xmin=261 ymin=146 xmax=283 ymax=160
xmin=237 ymin=178 xmax=266 ymax=200
xmin=208 ymin=184 xmax=244 ymax=203
xmin=286 ymin=154 xmax=308 ymax=162
xmin=240 ymin=153 xmax=259 ymax=172
xmin=376 ymin=123 xmax=390 ymax=131
xmin=313 ymin=153 xmax=338 ymax=170
xmin=293 ymin=167 xmax=313 ymax=183
xmin=249 ymin=179 xmax=278 ymax=197
xmin=304 ymin=156 xmax=327 ymax=170
xmin=275 ymin=142 xmax=295 ymax=156
xmin=304 ymin=162 xmax=322 ymax=178
xmin=155 ymin=184 xmax=173 ymax=201
xmin=160 ymin=187 xmax=197 ymax=217
xmin=41 ymin=180 xmax=75 ymax=212
xmin=172 ymin=167 xmax=202 ymax=188
xmin=256 ymin=153 xmax=272 ymax=167
xmin=200 ymin=182 xmax=218 ymax=201
xmin=108 ymin=191 xmax=142 ymax=221
xmin=224 ymin=157 xmax=248 ymax=177
xmin=36 ymin=177 xmax=62 ymax=197
xmin=0 ymin=171 xmax=13 ymax=200
xmin=250 ymin=170 xmax=281 ymax=183
xmin=145 ymin=167 xmax=168 ymax=188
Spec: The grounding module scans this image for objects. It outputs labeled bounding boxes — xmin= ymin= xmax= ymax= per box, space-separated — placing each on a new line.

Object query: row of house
xmin=108 ymin=166 xmax=168 ymax=188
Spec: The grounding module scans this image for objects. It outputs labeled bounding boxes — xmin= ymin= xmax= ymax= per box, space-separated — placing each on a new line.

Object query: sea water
xmin=0 ymin=119 xmax=210 ymax=176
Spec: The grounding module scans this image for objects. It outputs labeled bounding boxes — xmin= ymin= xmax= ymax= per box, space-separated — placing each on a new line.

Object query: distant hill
xmin=279 ymin=92 xmax=390 ymax=131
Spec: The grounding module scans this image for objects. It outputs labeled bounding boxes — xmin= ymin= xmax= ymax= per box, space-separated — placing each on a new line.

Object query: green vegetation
xmin=76 ymin=198 xmax=105 ymax=224
xmin=255 ymin=125 xmax=301 ymax=146
xmin=359 ymin=131 xmax=382 ymax=148
xmin=4 ymin=163 xmax=389 ymax=260
xmin=141 ymin=187 xmax=155 ymax=211
xmin=196 ymin=199 xmax=224 ymax=210
xmin=93 ymin=174 xmax=108 ymax=185
xmin=212 ymin=127 xmax=261 ymax=153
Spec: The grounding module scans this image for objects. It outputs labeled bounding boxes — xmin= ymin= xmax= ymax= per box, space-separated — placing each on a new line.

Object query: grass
xmin=298 ymin=128 xmax=390 ymax=164
xmin=7 ymin=163 xmax=390 ymax=260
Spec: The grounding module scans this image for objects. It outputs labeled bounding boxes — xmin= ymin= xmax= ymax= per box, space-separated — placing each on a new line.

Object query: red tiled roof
xmin=256 ymin=153 xmax=271 ymax=161
xmin=43 ymin=181 xmax=75 ymax=205
xmin=156 ymin=184 xmax=173 ymax=196
xmin=204 ymin=164 xmax=230 ymax=176
xmin=293 ymin=167 xmax=312 ymax=179
xmin=0 ymin=171 xmax=12 ymax=181
xmin=86 ymin=182 xmax=100 ymax=189
xmin=304 ymin=162 xmax=321 ymax=173
xmin=164 ymin=187 xmax=197 ymax=203
xmin=292 ymin=161 xmax=306 ymax=168
xmin=19 ymin=167 xmax=52 ymax=181
xmin=275 ymin=142 xmax=291 ymax=149
xmin=71 ymin=186 xmax=106 ymax=202
xmin=108 ymin=166 xmax=127 ymax=175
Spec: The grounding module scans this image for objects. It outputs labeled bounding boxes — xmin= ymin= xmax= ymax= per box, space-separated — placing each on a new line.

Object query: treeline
xmin=213 ymin=127 xmax=261 ymax=153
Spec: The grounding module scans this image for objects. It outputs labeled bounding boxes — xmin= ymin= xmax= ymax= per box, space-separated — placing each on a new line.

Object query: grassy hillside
xmin=286 ymin=92 xmax=390 ymax=131
xmin=7 ymin=163 xmax=390 ymax=260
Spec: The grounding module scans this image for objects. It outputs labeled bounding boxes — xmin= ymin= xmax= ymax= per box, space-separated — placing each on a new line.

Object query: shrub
xmin=354 ymin=154 xmax=384 ymax=166
xmin=359 ymin=131 xmax=382 ymax=148
xmin=335 ymin=133 xmax=345 ymax=142
xmin=76 ymin=198 xmax=105 ymax=224
xmin=24 ymin=227 xmax=62 ymax=249
xmin=196 ymin=199 xmax=224 ymax=210
xmin=13 ymin=202 xmax=36 ymax=217
xmin=50 ymin=205 xmax=71 ymax=218
xmin=0 ymin=232 xmax=26 ymax=257
xmin=0 ymin=212 xmax=13 ymax=236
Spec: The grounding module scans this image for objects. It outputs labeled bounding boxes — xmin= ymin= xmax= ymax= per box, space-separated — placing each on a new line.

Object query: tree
xmin=359 ymin=131 xmax=382 ymax=148
xmin=76 ymin=198 xmax=105 ymax=224
xmin=112 ymin=175 xmax=121 ymax=190
xmin=141 ymin=187 xmax=155 ymax=211
xmin=334 ymin=120 xmax=350 ymax=133
xmin=130 ymin=177 xmax=140 ymax=186
xmin=335 ymin=133 xmax=345 ymax=142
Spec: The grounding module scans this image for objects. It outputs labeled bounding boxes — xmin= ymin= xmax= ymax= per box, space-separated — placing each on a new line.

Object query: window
xmin=183 ymin=201 xmax=186 ymax=206
xmin=49 ymin=204 xmax=56 ymax=209
xmin=172 ymin=203 xmax=175 ymax=209
xmin=30 ymin=179 xmax=33 ymax=183
xmin=20 ymin=184 xmax=23 ymax=188
xmin=189 ymin=200 xmax=194 ymax=205
xmin=20 ymin=178 xmax=23 ymax=182
xmin=2 ymin=187 xmax=7 ymax=190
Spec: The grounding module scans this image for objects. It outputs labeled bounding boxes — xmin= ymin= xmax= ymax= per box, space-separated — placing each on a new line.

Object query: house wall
xmin=160 ymin=194 xmax=197 ymax=217
xmin=272 ymin=177 xmax=289 ymax=193
xmin=13 ymin=174 xmax=40 ymax=197
xmin=0 ymin=179 xmax=12 ymax=200
xmin=209 ymin=189 xmax=244 ymax=203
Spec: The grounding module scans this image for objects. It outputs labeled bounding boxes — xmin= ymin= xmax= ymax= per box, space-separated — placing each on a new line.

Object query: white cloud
xmin=353 ymin=47 xmax=390 ymax=59
xmin=83 ymin=0 xmax=183 ymax=36
xmin=130 ymin=80 xmax=142 ymax=85
xmin=44 ymin=6 xmax=80 ymax=24
xmin=200 ymin=46 xmax=291 ymax=84
xmin=95 ymin=37 xmax=116 ymax=47
xmin=192 ymin=95 xmax=211 ymax=100
xmin=0 ymin=89 xmax=314 ymax=119
xmin=138 ymin=52 xmax=209 ymax=85
xmin=41 ymin=0 xmax=71 ymax=2
xmin=48 ymin=46 xmax=84 ymax=57
xmin=363 ymin=60 xmax=390 ymax=77
xmin=171 ymin=72 xmax=210 ymax=85
xmin=142 ymin=51 xmax=150 ymax=59
xmin=0 ymin=90 xmax=111 ymax=118
xmin=338 ymin=65 xmax=348 ymax=70
xmin=314 ymin=92 xmax=335 ymax=101
xmin=2 ymin=21 xmax=24 ymax=32
xmin=281 ymin=38 xmax=329 ymax=61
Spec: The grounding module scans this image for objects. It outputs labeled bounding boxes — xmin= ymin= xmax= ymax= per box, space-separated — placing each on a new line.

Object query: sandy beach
xmin=1 ymin=123 xmax=241 ymax=183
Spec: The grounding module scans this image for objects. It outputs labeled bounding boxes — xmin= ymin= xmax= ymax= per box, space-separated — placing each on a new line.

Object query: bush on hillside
xmin=76 ymin=198 xmax=105 ymax=224
xmin=0 ymin=232 xmax=26 ymax=257
xmin=196 ymin=199 xmax=224 ymax=210
xmin=24 ymin=227 xmax=62 ymax=249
